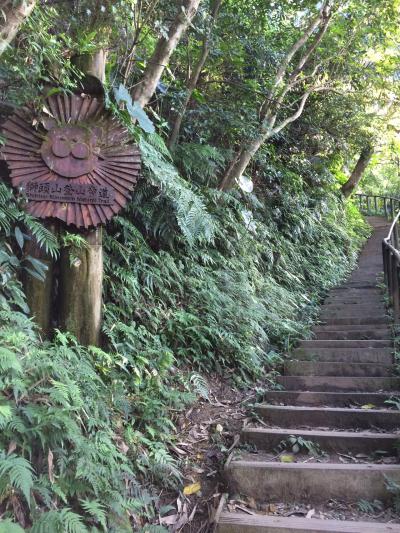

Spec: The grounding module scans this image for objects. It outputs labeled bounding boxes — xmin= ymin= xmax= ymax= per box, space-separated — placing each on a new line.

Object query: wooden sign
xmin=1 ymin=94 xmax=141 ymax=228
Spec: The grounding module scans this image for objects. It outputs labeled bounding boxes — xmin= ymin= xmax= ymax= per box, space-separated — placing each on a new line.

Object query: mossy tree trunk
xmin=0 ymin=0 xmax=36 ymax=57
xmin=341 ymin=145 xmax=374 ymax=198
xmin=132 ymin=0 xmax=202 ymax=108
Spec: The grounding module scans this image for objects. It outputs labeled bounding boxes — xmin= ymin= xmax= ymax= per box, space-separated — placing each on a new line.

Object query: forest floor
xmin=154 ymin=375 xmax=256 ymax=532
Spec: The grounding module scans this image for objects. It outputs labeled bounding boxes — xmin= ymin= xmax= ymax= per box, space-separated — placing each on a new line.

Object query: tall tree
xmin=168 ymin=0 xmax=223 ymax=150
xmin=0 ymin=0 xmax=36 ymax=58
xmin=341 ymin=145 xmax=375 ymax=198
xmin=132 ymin=0 xmax=202 ymax=108
xmin=218 ymin=1 xmax=333 ymax=190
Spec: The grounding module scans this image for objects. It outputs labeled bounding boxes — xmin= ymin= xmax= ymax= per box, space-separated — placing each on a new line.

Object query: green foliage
xmin=0 ymin=0 xmax=381 ymax=529
xmin=357 ymin=499 xmax=384 ymax=514
xmin=275 ymin=435 xmax=324 ymax=457
xmin=0 ymin=7 xmax=79 ymax=104
xmin=385 ymin=476 xmax=400 ymax=512
xmin=0 ymin=183 xmax=58 ymax=314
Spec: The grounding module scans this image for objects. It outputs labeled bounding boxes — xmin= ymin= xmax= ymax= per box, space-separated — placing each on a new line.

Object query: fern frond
xmin=0 ymin=452 xmax=35 ymax=504
xmin=80 ymin=499 xmax=107 ymax=531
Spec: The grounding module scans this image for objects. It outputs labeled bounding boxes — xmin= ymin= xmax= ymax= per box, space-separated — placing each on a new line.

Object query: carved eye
xmin=52 ymin=138 xmax=70 ymax=158
xmin=72 ymin=143 xmax=90 ymax=160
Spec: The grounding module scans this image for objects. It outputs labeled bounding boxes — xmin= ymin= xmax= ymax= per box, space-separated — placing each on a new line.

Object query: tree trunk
xmin=132 ymin=0 xmax=202 ymax=109
xmin=59 ymin=228 xmax=103 ymax=346
xmin=219 ymin=133 xmax=268 ymax=191
xmin=168 ymin=0 xmax=222 ymax=151
xmin=218 ymin=1 xmax=332 ymax=191
xmin=58 ymin=50 xmax=107 ymax=346
xmin=341 ymin=146 xmax=374 ymax=198
xmin=0 ymin=0 xmax=36 ymax=57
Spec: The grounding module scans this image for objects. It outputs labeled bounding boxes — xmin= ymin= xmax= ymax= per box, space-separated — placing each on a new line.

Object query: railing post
xmin=384 ymin=198 xmax=389 ymax=219
xmin=394 ymin=223 xmax=399 ymax=251
xmin=366 ymin=195 xmax=371 ymax=214
xmin=392 ymin=260 xmax=400 ymax=324
xmin=383 ymin=242 xmax=388 ymax=287
xmin=390 ymin=199 xmax=394 ymax=220
xmin=374 ymin=196 xmax=378 ymax=214
xmin=388 ymin=251 xmax=393 ymax=299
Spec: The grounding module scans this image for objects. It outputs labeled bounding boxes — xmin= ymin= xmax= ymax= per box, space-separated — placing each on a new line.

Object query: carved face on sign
xmin=41 ymin=125 xmax=100 ymax=178
xmin=1 ymin=94 xmax=141 ymax=228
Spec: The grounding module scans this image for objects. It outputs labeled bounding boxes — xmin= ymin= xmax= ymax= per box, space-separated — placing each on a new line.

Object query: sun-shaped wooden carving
xmin=1 ymin=94 xmax=141 ymax=228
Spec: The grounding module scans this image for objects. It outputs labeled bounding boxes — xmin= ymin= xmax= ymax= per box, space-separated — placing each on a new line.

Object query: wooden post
xmin=392 ymin=261 xmax=400 ymax=325
xmin=57 ymin=50 xmax=106 ymax=346
xmin=59 ymin=228 xmax=103 ymax=346
xmin=374 ymin=196 xmax=378 ymax=214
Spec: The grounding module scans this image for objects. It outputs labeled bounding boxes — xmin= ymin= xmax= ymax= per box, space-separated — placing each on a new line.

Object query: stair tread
xmin=263 ymin=391 xmax=398 ymax=406
xmin=243 ymin=427 xmax=400 ymax=438
xmin=256 ymin=404 xmax=400 ymax=414
xmin=218 ymin=512 xmax=400 ymax=532
xmin=229 ymin=460 xmax=400 ymax=471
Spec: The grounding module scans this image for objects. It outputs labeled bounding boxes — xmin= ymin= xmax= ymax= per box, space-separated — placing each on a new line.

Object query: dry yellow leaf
xmin=183 ymin=482 xmax=201 ymax=496
xmin=280 ymin=454 xmax=295 ymax=463
xmin=361 ymin=403 xmax=375 ymax=410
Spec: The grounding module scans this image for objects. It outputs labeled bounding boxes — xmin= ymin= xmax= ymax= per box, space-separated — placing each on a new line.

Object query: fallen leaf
xmin=247 ymin=497 xmax=257 ymax=510
xmin=215 ymin=423 xmax=223 ymax=433
xmin=160 ymin=514 xmax=178 ymax=526
xmin=361 ymin=403 xmax=375 ymax=409
xmin=48 ymin=448 xmax=54 ymax=483
xmin=280 ymin=453 xmax=295 ymax=463
xmin=8 ymin=440 xmax=17 ymax=455
xmin=183 ymin=482 xmax=201 ymax=496
xmin=306 ymin=508 xmax=315 ymax=519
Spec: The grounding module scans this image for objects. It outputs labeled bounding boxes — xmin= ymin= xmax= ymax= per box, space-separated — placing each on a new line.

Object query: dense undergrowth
xmin=0 ymin=129 xmax=370 ymax=531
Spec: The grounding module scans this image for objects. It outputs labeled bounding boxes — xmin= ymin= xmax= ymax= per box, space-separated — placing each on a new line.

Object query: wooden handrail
xmin=354 ymin=193 xmax=400 ymax=221
xmin=354 ymin=194 xmax=400 ymax=323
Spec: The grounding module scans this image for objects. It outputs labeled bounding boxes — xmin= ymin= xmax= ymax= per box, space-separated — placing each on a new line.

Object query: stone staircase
xmin=218 ymin=217 xmax=400 ymax=533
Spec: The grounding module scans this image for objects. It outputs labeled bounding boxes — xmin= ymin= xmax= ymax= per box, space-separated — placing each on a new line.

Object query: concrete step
xmin=298 ymin=339 xmax=392 ymax=349
xmin=293 ymin=347 xmax=393 ymax=364
xmin=341 ymin=283 xmax=380 ymax=289
xmin=263 ymin=390 xmax=397 ymax=407
xmin=329 ymin=287 xmax=381 ymax=294
xmin=313 ymin=324 xmax=390 ymax=331
xmin=322 ymin=300 xmax=386 ymax=314
xmin=217 ymin=513 xmax=400 ymax=533
xmin=324 ymin=297 xmax=384 ymax=305
xmin=255 ymin=405 xmax=400 ymax=429
xmin=225 ymin=460 xmax=400 ymax=503
xmin=320 ymin=316 xmax=389 ymax=326
xmin=285 ymin=361 xmax=393 ymax=377
xmin=276 ymin=375 xmax=400 ymax=392
xmin=312 ymin=329 xmax=391 ymax=340
xmin=321 ymin=307 xmax=386 ymax=317
xmin=242 ymin=427 xmax=400 ymax=454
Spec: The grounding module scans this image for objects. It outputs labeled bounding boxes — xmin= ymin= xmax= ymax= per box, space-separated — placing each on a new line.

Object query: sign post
xmin=1 ymin=55 xmax=141 ymax=345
